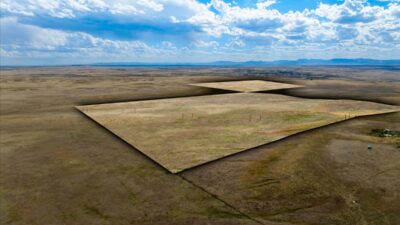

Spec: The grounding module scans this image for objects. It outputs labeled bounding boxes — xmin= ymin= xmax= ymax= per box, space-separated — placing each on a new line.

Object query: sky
xmin=0 ymin=0 xmax=399 ymax=65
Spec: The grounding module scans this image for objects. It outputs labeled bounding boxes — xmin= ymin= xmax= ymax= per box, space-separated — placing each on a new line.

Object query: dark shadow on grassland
xmin=74 ymin=105 xmax=274 ymax=224
xmin=178 ymin=111 xmax=399 ymax=174
xmin=77 ymin=85 xmax=240 ymax=106
xmin=75 ymin=107 xmax=173 ymax=174
xmin=76 ymin=76 xmax=300 ymax=106
xmin=255 ymin=88 xmax=400 ymax=106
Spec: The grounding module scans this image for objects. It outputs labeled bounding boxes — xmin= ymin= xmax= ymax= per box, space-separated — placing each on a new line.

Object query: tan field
xmin=78 ymin=92 xmax=398 ymax=172
xmin=182 ymin=112 xmax=400 ymax=225
xmin=1 ymin=66 xmax=400 ymax=225
xmin=190 ymin=80 xmax=302 ymax=92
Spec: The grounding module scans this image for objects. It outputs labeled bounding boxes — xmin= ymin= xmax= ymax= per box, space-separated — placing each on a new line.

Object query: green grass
xmin=370 ymin=129 xmax=400 ymax=137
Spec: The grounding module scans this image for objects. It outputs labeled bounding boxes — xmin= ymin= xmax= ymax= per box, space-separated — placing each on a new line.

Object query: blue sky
xmin=1 ymin=0 xmax=399 ymax=65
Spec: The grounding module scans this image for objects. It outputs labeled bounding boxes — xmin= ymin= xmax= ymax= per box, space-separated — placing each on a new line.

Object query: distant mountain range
xmin=92 ymin=58 xmax=400 ymax=66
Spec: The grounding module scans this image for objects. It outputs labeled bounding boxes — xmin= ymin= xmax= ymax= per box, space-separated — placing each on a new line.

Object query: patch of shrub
xmin=370 ymin=129 xmax=400 ymax=137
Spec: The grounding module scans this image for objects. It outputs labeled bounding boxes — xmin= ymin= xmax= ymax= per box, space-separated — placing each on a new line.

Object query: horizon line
xmin=1 ymin=58 xmax=400 ymax=67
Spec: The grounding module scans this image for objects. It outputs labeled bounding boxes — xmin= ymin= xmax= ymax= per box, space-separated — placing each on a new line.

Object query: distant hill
xmin=92 ymin=59 xmax=400 ymax=67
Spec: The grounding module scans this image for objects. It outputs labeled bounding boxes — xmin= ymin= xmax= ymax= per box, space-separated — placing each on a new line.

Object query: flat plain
xmin=78 ymin=91 xmax=398 ymax=173
xmin=182 ymin=112 xmax=400 ymax=225
xmin=190 ymin=80 xmax=302 ymax=92
xmin=1 ymin=66 xmax=400 ymax=225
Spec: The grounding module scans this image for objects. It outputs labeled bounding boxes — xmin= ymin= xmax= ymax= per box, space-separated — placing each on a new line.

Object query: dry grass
xmin=77 ymin=92 xmax=398 ymax=172
xmin=182 ymin=112 xmax=400 ymax=225
xmin=190 ymin=80 xmax=302 ymax=92
xmin=0 ymin=72 xmax=258 ymax=225
xmin=1 ymin=66 xmax=400 ymax=225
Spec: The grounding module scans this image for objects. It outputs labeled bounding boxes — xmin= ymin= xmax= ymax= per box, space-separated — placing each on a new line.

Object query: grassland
xmin=182 ymin=112 xmax=400 ymax=225
xmin=78 ymin=92 xmax=398 ymax=172
xmin=0 ymin=72 xmax=258 ymax=225
xmin=1 ymin=66 xmax=400 ymax=225
xmin=190 ymin=80 xmax=302 ymax=92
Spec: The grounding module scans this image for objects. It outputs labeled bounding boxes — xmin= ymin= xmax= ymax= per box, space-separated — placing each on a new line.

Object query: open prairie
xmin=1 ymin=66 xmax=400 ymax=225
xmin=190 ymin=80 xmax=302 ymax=92
xmin=78 ymin=91 xmax=398 ymax=173
xmin=182 ymin=112 xmax=400 ymax=225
